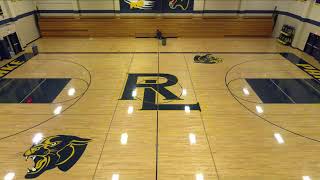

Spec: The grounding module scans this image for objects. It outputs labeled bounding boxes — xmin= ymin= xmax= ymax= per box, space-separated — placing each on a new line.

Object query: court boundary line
xmin=183 ymin=53 xmax=221 ymax=180
xmin=91 ymin=52 xmax=135 ymax=180
xmin=156 ymin=40 xmax=160 ymax=180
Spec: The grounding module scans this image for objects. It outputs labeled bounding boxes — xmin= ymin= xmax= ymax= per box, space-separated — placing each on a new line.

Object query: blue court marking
xmin=306 ymin=79 xmax=320 ymax=91
xmin=281 ymin=53 xmax=306 ymax=64
xmin=272 ymin=79 xmax=320 ymax=103
xmin=15 ymin=53 xmax=34 ymax=62
xmin=246 ymin=79 xmax=293 ymax=103
xmin=0 ymin=78 xmax=70 ymax=103
xmin=0 ymin=79 xmax=13 ymax=89
xmin=246 ymin=79 xmax=320 ymax=104
xmin=21 ymin=78 xmax=71 ymax=103
xmin=0 ymin=79 xmax=44 ymax=103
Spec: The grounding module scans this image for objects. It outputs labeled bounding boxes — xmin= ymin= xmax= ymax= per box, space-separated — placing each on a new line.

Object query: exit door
xmin=0 ymin=39 xmax=11 ymax=60
xmin=0 ymin=32 xmax=22 ymax=60
xmin=8 ymin=32 xmax=22 ymax=54
xmin=304 ymin=33 xmax=320 ymax=62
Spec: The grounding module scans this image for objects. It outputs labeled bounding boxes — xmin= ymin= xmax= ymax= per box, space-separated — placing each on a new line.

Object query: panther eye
xmin=50 ymin=142 xmax=57 ymax=146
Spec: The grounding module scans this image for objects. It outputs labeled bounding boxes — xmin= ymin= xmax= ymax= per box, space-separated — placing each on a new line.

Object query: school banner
xmin=120 ymin=0 xmax=161 ymax=13
xmin=120 ymin=0 xmax=194 ymax=13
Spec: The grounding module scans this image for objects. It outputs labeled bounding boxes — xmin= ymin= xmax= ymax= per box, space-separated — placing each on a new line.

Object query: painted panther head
xmin=168 ymin=0 xmax=190 ymax=10
xmin=23 ymin=135 xmax=91 ymax=179
xmin=194 ymin=54 xmax=223 ymax=64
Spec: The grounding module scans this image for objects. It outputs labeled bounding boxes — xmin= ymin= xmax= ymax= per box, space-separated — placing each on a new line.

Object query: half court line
xmin=155 ymin=39 xmax=160 ymax=180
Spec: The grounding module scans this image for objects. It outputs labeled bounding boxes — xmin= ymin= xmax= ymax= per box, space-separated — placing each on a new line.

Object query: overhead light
xmin=185 ymin=106 xmax=190 ymax=113
xmin=54 ymin=106 xmax=62 ymax=115
xmin=68 ymin=88 xmax=76 ymax=96
xmin=303 ymin=176 xmax=311 ymax=180
xmin=182 ymin=89 xmax=187 ymax=96
xmin=274 ymin=133 xmax=284 ymax=144
xmin=32 ymin=133 xmax=44 ymax=145
xmin=112 ymin=174 xmax=119 ymax=180
xmin=255 ymin=105 xmax=263 ymax=114
xmin=121 ymin=133 xmax=128 ymax=145
xmin=196 ymin=173 xmax=204 ymax=180
xmin=128 ymin=106 xmax=134 ymax=114
xmin=4 ymin=172 xmax=15 ymax=180
xmin=132 ymin=89 xmax=137 ymax=97
xmin=242 ymin=88 xmax=250 ymax=96
xmin=189 ymin=133 xmax=196 ymax=145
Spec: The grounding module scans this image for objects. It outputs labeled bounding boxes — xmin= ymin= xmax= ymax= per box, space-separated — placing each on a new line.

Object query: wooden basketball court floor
xmin=0 ymin=38 xmax=320 ymax=180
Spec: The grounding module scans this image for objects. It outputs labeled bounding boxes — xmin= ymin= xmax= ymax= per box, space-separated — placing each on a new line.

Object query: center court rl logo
xmin=120 ymin=73 xmax=201 ymax=111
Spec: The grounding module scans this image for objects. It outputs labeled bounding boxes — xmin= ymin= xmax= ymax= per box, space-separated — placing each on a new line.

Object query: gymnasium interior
xmin=0 ymin=0 xmax=320 ymax=180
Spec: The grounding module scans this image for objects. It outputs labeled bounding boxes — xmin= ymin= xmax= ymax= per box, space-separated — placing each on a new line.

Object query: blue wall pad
xmin=0 ymin=78 xmax=70 ymax=103
xmin=246 ymin=79 xmax=320 ymax=104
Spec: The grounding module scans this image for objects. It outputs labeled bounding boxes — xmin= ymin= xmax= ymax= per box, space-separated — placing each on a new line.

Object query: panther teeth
xmin=25 ymin=155 xmax=36 ymax=161
xmin=27 ymin=168 xmax=36 ymax=172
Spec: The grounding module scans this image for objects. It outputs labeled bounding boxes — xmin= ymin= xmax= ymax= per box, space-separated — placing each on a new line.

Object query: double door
xmin=304 ymin=33 xmax=320 ymax=62
xmin=0 ymin=32 xmax=22 ymax=60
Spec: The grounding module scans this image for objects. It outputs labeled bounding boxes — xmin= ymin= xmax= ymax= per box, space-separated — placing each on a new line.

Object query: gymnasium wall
xmin=274 ymin=0 xmax=320 ymax=50
xmin=35 ymin=0 xmax=277 ymax=16
xmin=35 ymin=0 xmax=117 ymax=16
xmin=0 ymin=0 xmax=319 ymax=51
xmin=0 ymin=0 xmax=39 ymax=47
xmin=0 ymin=0 xmax=14 ymax=38
xmin=36 ymin=0 xmax=276 ymax=38
xmin=201 ymin=0 xmax=276 ymax=16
